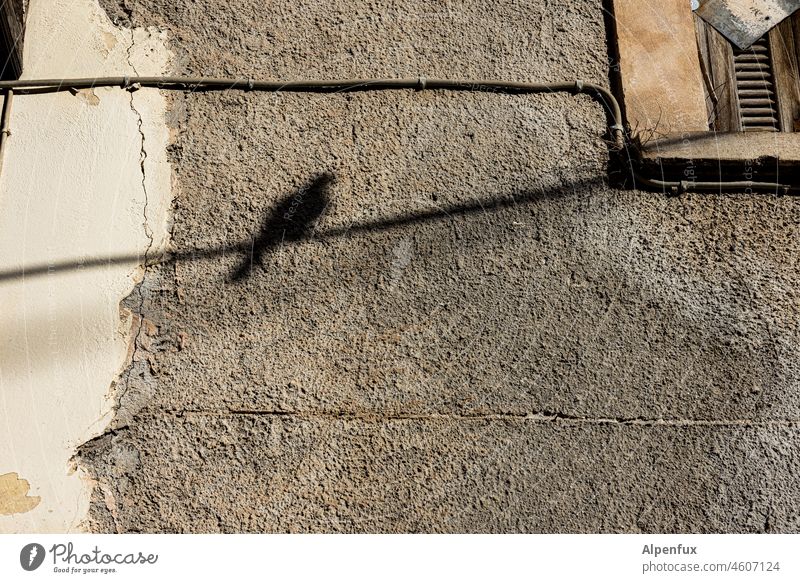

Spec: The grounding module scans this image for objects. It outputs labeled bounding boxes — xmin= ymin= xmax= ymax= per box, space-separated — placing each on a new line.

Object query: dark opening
xmin=0 ymin=0 xmax=25 ymax=80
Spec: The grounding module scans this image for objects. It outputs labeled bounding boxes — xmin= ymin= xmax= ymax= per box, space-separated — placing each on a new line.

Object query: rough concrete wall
xmin=83 ymin=0 xmax=800 ymax=532
xmin=0 ymin=0 xmax=171 ymax=533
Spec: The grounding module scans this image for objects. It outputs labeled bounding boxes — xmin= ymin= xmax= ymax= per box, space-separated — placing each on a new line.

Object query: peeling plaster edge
xmin=67 ymin=21 xmax=176 ymax=533
xmin=114 ymin=28 xmax=157 ymax=422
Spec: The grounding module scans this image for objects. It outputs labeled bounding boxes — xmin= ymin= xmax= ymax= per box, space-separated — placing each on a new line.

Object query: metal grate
xmin=733 ymin=37 xmax=780 ymax=132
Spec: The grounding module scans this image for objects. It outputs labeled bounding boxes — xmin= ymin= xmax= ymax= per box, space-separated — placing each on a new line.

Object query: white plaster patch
xmin=0 ymin=0 xmax=172 ymax=533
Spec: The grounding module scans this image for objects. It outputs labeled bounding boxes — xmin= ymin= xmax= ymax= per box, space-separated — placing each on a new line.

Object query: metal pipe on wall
xmin=0 ymin=75 xmax=792 ymax=194
xmin=0 ymin=88 xmax=13 ymax=178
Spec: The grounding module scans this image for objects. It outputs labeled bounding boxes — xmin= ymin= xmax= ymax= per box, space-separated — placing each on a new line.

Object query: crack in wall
xmin=69 ymin=18 xmax=180 ymax=533
xmin=69 ymin=29 xmax=159 ymax=532
xmin=151 ymin=408 xmax=800 ymax=427
xmin=114 ymin=29 xmax=155 ymax=422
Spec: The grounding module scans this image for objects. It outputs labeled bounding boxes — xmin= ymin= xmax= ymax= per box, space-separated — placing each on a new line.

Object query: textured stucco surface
xmin=82 ymin=0 xmax=800 ymax=532
xmin=0 ymin=0 xmax=171 ymax=532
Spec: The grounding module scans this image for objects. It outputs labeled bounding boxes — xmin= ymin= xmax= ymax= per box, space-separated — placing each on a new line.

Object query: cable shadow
xmin=0 ymin=173 xmax=606 ymax=284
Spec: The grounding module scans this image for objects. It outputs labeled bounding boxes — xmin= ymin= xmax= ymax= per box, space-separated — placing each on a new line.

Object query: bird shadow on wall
xmin=0 ymin=172 xmax=607 ymax=284
xmin=228 ymin=172 xmax=333 ymax=282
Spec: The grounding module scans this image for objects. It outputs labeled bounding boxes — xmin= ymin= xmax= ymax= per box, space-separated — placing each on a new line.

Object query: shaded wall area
xmin=0 ymin=0 xmax=28 ymax=78
xmin=82 ymin=0 xmax=800 ymax=532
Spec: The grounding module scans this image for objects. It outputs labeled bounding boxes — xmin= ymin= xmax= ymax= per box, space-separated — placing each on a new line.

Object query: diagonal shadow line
xmin=0 ymin=174 xmax=605 ymax=283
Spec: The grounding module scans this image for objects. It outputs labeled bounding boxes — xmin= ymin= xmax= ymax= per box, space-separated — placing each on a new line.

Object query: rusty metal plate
xmin=695 ymin=0 xmax=800 ymax=49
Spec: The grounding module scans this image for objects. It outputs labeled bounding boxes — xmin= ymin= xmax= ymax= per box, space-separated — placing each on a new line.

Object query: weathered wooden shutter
xmin=695 ymin=14 xmax=800 ymax=133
